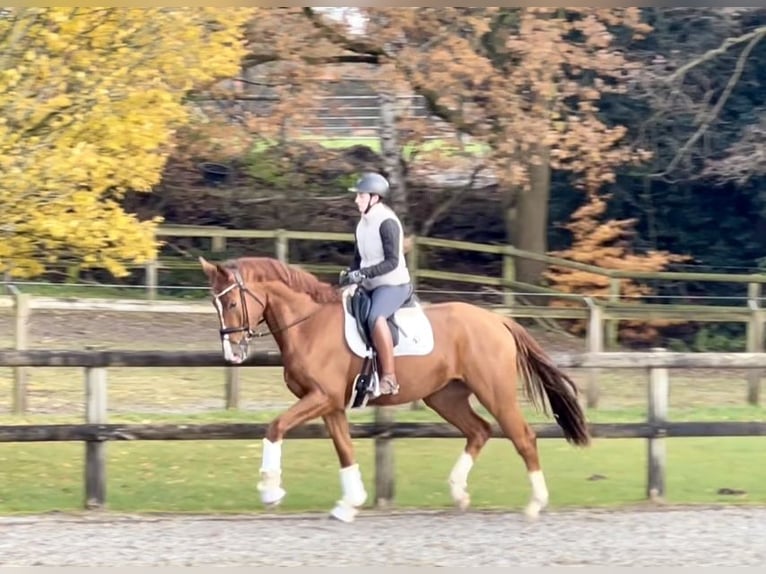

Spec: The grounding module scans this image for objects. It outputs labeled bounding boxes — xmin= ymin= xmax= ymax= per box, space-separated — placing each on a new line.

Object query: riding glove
xmin=345 ymin=269 xmax=365 ymax=284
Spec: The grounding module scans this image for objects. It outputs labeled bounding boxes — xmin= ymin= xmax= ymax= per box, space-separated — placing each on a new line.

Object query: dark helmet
xmin=349 ymin=172 xmax=390 ymax=197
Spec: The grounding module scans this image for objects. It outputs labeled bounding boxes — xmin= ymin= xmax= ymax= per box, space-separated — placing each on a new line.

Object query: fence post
xmin=374 ymin=406 xmax=395 ymax=507
xmin=84 ymin=363 xmax=108 ymax=510
xmin=211 ymin=233 xmax=226 ymax=253
xmin=502 ymin=246 xmax=515 ymax=309
xmin=647 ymin=346 xmax=668 ymax=502
xmin=225 ymin=367 xmax=240 ymax=410
xmin=275 ymin=229 xmax=288 ymax=263
xmin=13 ymin=291 xmax=30 ymax=414
xmin=145 ymin=260 xmax=157 ymax=301
xmin=584 ymin=297 xmax=603 ymax=409
xmin=746 ymin=282 xmax=762 ymax=406
xmin=606 ymin=277 xmax=620 ymax=349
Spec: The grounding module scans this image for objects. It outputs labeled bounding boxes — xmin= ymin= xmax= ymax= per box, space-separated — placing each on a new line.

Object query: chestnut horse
xmin=199 ymin=255 xmax=590 ymax=523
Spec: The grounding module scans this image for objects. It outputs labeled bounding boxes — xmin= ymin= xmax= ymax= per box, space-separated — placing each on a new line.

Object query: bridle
xmin=210 ymin=268 xmax=326 ymax=358
xmin=212 ymin=268 xmax=264 ymax=342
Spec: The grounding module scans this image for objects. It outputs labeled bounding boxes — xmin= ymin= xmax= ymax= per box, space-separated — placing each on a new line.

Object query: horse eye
xmin=227 ymin=301 xmax=237 ymax=310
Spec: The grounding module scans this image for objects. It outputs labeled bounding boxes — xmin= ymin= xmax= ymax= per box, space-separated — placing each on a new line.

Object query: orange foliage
xmin=545 ymin=192 xmax=690 ymax=343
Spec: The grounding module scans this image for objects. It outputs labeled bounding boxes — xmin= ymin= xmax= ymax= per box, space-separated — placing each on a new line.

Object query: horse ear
xmin=199 ymin=256 xmax=233 ymax=282
xmin=199 ymin=256 xmax=219 ymax=280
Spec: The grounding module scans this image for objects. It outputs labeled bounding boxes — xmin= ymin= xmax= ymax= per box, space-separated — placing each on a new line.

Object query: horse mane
xmin=225 ymin=257 xmax=342 ymax=304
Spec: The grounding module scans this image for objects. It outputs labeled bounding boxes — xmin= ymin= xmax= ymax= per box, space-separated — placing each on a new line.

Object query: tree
xmin=625 ymin=8 xmax=766 ymax=184
xmin=0 ymin=7 xmax=251 ymax=278
xmin=301 ymin=7 xmax=653 ymax=283
xmin=544 ymin=191 xmax=689 ymax=343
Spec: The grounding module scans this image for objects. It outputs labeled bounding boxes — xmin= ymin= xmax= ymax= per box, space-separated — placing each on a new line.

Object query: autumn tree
xmin=278 ymin=8 xmax=653 ymax=284
xmin=544 ymin=191 xmax=689 ymax=343
xmin=0 ymin=7 xmax=251 ymax=278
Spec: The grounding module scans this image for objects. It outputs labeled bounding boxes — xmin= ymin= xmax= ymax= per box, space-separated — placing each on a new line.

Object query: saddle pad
xmin=341 ymin=287 xmax=435 ymax=358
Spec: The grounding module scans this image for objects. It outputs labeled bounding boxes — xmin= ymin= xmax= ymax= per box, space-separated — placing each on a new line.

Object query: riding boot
xmin=371 ymin=319 xmax=399 ymax=395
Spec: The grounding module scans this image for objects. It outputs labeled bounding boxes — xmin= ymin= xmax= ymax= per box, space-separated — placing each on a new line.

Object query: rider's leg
xmin=370 ymin=316 xmax=398 ymax=394
xmin=366 ymin=283 xmax=411 ymax=395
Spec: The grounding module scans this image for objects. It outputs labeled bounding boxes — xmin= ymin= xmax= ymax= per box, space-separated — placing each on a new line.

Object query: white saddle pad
xmin=341 ymin=286 xmax=434 ymax=358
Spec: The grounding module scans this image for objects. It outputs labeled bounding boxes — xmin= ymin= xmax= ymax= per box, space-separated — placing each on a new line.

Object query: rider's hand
xmin=339 ymin=268 xmax=364 ymax=286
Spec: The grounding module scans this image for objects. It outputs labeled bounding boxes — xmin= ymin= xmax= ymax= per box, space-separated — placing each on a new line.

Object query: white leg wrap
xmin=524 ymin=469 xmax=549 ymax=519
xmin=257 ymin=438 xmax=286 ymax=506
xmin=339 ymin=463 xmax=368 ymax=507
xmin=448 ymin=451 xmax=474 ymax=510
xmin=330 ymin=463 xmax=367 ymax=523
xmin=260 ymin=437 xmax=282 ymax=472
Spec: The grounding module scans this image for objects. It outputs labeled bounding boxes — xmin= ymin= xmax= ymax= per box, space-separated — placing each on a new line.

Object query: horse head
xmin=198 ymin=255 xmax=267 ymax=364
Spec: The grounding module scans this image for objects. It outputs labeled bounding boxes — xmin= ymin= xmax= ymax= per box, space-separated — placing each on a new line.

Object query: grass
xmin=0 ymin=362 xmax=763 ymax=515
xmin=0 ymin=437 xmax=763 ymax=515
xmin=2 ymin=362 xmax=763 ymax=420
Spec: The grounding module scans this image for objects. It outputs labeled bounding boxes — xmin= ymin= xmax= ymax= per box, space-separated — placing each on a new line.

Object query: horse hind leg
xmin=424 ymin=380 xmax=492 ymax=511
xmin=473 ymin=385 xmax=548 ymax=520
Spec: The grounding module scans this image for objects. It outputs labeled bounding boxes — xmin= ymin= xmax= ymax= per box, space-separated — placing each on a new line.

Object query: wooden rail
xmin=146 ymin=225 xmax=766 ymax=397
xmin=0 ymin=349 xmax=765 ymax=511
xmin=1 ymin=291 xmax=763 ymax=410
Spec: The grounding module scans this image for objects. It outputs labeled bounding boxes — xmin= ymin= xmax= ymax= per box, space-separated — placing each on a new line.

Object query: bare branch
xmin=653 ymin=28 xmax=765 ymax=179
xmin=702 ymin=112 xmax=766 ymax=184
xmin=666 ymin=24 xmax=766 ymax=83
xmin=420 ymin=164 xmax=486 ymax=236
xmin=302 ymin=8 xmax=385 ymax=58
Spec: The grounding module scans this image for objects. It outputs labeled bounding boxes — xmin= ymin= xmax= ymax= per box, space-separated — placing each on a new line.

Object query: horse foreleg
xmin=424 ymin=381 xmax=492 ymax=511
xmin=258 ymin=390 xmax=332 ymax=507
xmin=323 ymin=410 xmax=367 ymax=523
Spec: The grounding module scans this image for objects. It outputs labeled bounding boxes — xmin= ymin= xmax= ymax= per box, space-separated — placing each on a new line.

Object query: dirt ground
xmin=0 ymin=305 xmax=581 ymax=353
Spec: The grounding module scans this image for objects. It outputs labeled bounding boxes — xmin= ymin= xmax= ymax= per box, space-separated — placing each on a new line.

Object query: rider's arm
xmin=360 ymin=218 xmax=401 ymax=278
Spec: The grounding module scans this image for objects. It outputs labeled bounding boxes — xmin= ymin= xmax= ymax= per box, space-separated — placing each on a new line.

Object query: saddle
xmin=346 ymin=285 xmax=418 ymax=348
xmin=344 ymin=285 xmax=418 ymax=409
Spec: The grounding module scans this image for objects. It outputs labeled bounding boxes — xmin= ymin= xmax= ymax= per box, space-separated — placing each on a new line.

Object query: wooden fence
xmin=0 ymin=348 xmax=765 ymax=511
xmin=149 ymin=224 xmax=766 ymax=312
xmin=2 ymin=288 xmax=764 ymax=411
xmin=147 ymin=224 xmax=766 ymax=405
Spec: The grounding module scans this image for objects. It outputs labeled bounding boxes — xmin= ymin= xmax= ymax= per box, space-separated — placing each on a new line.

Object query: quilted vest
xmin=355 ymin=203 xmax=410 ymax=289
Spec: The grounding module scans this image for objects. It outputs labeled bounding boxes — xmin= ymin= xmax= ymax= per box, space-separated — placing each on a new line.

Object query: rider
xmin=342 ymin=171 xmax=412 ymax=396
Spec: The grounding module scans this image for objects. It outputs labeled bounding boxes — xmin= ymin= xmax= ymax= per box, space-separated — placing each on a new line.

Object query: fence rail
xmin=1 ymin=290 xmax=764 ymax=410
xmin=0 ymin=349 xmax=765 ymax=511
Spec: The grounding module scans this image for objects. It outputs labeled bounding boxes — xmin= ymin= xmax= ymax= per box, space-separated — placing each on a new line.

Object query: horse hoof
xmin=454 ymin=494 xmax=471 ymax=511
xmin=329 ymin=503 xmax=358 ymax=523
xmin=260 ymin=487 xmax=286 ymax=507
xmin=523 ymin=501 xmax=543 ymax=521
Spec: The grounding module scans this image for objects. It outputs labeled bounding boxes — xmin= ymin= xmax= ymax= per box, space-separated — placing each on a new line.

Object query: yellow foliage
xmin=545 ymin=192 xmax=691 ymax=343
xmin=0 ymin=7 xmax=252 ymax=278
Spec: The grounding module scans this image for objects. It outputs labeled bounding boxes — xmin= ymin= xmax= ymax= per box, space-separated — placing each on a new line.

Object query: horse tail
xmin=503 ymin=318 xmax=591 ymax=447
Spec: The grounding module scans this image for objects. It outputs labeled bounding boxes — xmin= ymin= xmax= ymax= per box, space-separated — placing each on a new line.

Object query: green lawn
xmin=0 ymin=436 xmax=762 ymax=515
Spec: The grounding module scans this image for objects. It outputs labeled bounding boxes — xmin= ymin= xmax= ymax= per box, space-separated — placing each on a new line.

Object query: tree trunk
xmin=378 ymin=87 xmax=410 ymax=233
xmin=505 ymin=142 xmax=551 ymax=287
